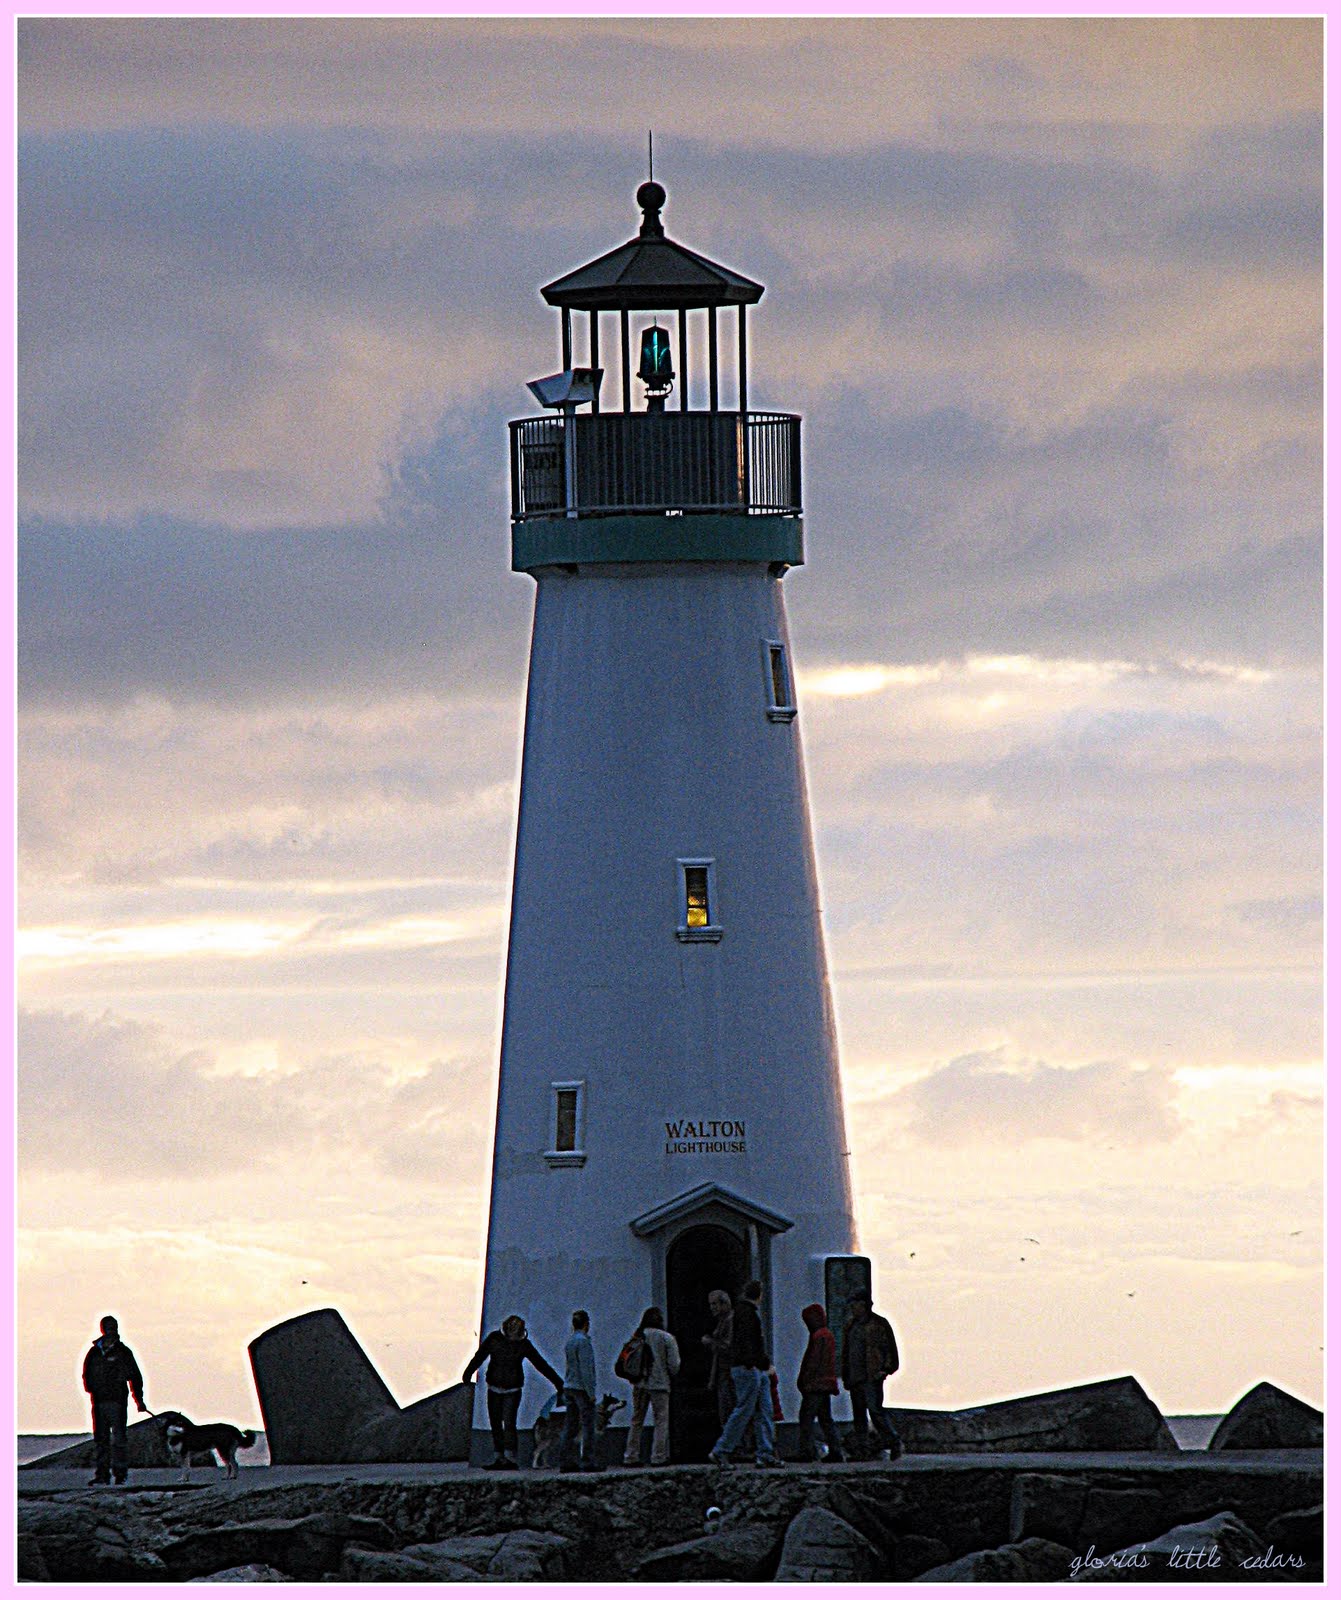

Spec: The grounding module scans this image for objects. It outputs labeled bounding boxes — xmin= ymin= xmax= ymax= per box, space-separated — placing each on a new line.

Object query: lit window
xmin=545 ymin=1082 xmax=586 ymax=1168
xmin=677 ymin=859 xmax=722 ymax=943
xmin=685 ymin=866 xmax=710 ymax=929
xmin=762 ymin=639 xmax=797 ymax=722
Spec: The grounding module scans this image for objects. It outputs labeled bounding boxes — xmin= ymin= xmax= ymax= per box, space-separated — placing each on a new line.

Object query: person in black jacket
xmin=707 ymin=1281 xmax=781 ymax=1467
xmin=463 ymin=1314 xmax=563 ymax=1469
xmin=81 ymin=1315 xmax=147 ymax=1486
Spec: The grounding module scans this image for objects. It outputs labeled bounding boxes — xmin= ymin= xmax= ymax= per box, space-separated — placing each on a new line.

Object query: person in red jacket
xmin=794 ymin=1303 xmax=845 ymax=1462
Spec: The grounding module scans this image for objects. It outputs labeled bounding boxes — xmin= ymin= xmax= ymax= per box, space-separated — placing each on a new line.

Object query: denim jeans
xmin=712 ymin=1366 xmax=775 ymax=1460
xmin=849 ymin=1378 xmax=901 ymax=1452
xmin=486 ymin=1388 xmax=522 ymax=1459
xmin=797 ymin=1392 xmax=844 ymax=1459
xmin=560 ymin=1388 xmax=595 ymax=1467
xmin=91 ymin=1398 xmax=129 ymax=1482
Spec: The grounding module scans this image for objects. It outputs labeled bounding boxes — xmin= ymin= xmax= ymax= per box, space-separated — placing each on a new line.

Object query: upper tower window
xmin=763 ymin=639 xmax=797 ymax=722
xmin=545 ymin=1081 xmax=586 ymax=1168
xmin=677 ymin=859 xmax=722 ymax=943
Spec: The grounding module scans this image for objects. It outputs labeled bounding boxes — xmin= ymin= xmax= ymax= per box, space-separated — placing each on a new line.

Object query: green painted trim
xmin=511 ymin=513 xmax=804 ymax=571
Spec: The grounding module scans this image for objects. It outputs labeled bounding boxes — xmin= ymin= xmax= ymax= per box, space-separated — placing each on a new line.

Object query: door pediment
xmin=630 ymin=1182 xmax=794 ymax=1238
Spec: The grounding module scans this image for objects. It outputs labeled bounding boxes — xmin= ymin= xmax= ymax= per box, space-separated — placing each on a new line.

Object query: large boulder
xmin=248 ymin=1307 xmax=472 ymax=1463
xmin=1067 ymin=1510 xmax=1265 ymax=1582
xmin=631 ymin=1524 xmax=781 ymax=1582
xmin=1010 ymin=1471 xmax=1167 ymax=1553
xmin=916 ymin=1538 xmax=1076 ymax=1582
xmin=889 ymin=1375 xmax=1179 ymax=1453
xmin=1209 ymin=1383 xmax=1323 ymax=1450
xmin=187 ymin=1565 xmax=292 ymax=1582
xmin=1264 ymin=1503 xmax=1323 ymax=1561
xmin=17 ymin=1496 xmax=169 ymax=1582
xmin=159 ymin=1511 xmax=394 ymax=1580
xmin=890 ymin=1534 xmax=952 ymax=1579
xmin=773 ymin=1506 xmax=883 ymax=1582
xmin=401 ymin=1529 xmax=571 ymax=1581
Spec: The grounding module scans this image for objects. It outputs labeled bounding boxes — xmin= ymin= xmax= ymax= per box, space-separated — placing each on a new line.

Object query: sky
xmin=16 ymin=16 xmax=1322 ymax=1432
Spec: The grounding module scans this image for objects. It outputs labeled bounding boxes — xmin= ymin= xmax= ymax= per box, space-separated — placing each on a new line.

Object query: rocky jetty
xmin=888 ymin=1375 xmax=1180 ymax=1453
xmin=18 ymin=1452 xmax=1323 ymax=1584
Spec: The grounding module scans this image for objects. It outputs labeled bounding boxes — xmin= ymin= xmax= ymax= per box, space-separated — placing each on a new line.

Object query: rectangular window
xmin=684 ymin=865 xmax=710 ymax=928
xmin=762 ymin=638 xmax=797 ymax=721
xmin=545 ymin=1081 xmax=586 ymax=1167
xmin=554 ymin=1089 xmax=579 ymax=1152
xmin=677 ymin=858 xmax=722 ymax=942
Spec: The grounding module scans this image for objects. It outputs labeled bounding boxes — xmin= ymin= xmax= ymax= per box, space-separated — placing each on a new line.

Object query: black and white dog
xmin=156 ymin=1411 xmax=256 ymax=1481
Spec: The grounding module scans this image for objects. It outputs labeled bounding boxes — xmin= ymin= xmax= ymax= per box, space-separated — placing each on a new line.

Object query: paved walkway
xmin=18 ymin=1449 xmax=1320 ymax=1497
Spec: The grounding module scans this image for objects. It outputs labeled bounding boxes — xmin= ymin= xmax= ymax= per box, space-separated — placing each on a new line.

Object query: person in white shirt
xmin=621 ymin=1306 xmax=681 ymax=1467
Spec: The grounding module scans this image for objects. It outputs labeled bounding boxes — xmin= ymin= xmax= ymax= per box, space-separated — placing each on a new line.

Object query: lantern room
xmin=509 ymin=181 xmax=803 ymax=569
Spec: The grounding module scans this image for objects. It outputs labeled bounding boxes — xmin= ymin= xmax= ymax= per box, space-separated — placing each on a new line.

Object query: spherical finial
xmin=637 ymin=180 xmax=666 ymax=236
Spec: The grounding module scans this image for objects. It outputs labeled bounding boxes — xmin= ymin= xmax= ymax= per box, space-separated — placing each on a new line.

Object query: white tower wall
xmin=480 ymin=559 xmax=856 ymax=1429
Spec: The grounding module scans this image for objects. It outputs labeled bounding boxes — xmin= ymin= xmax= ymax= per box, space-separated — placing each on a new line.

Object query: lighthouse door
xmin=666 ymin=1223 xmax=749 ymax=1462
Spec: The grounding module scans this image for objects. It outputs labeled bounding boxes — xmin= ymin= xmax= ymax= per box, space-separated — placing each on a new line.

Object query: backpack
xmin=615 ymin=1333 xmax=653 ymax=1384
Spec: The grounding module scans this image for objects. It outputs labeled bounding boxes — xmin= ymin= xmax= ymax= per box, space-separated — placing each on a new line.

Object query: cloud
xmin=18 ymin=1007 xmax=491 ymax=1180
xmin=892 ymin=1048 xmax=1183 ymax=1145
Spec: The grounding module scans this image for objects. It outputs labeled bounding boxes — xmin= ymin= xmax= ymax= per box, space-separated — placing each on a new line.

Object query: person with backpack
xmin=708 ymin=1280 xmax=782 ymax=1468
xmin=620 ymin=1307 xmax=680 ymax=1466
xmin=841 ymin=1290 xmax=903 ymax=1460
xmin=794 ymin=1302 xmax=845 ymax=1462
xmin=463 ymin=1313 xmax=563 ymax=1469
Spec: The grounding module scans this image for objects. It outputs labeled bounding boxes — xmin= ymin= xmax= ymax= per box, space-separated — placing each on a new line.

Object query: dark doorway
xmin=666 ymin=1223 xmax=748 ymax=1462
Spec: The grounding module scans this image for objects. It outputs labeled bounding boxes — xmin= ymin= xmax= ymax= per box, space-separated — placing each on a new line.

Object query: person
xmin=81 ymin=1315 xmax=147 ymax=1486
xmin=841 ymin=1290 xmax=903 ymax=1460
xmin=795 ymin=1303 xmax=845 ymax=1462
xmin=701 ymin=1289 xmax=736 ymax=1429
xmin=560 ymin=1309 xmax=600 ymax=1472
xmin=463 ymin=1313 xmax=563 ymax=1469
xmin=621 ymin=1307 xmax=680 ymax=1467
xmin=708 ymin=1280 xmax=781 ymax=1468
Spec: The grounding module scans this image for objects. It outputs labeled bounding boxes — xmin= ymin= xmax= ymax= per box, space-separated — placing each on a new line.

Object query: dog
xmin=532 ymin=1392 xmax=627 ymax=1469
xmin=156 ymin=1411 xmax=256 ymax=1481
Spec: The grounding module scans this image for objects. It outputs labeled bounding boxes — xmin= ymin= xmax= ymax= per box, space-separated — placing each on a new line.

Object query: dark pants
xmin=486 ymin=1388 xmax=521 ymax=1460
xmin=797 ymin=1392 xmax=845 ymax=1459
xmin=91 ymin=1398 xmax=128 ymax=1482
xmin=560 ymin=1388 xmax=595 ymax=1468
xmin=849 ymin=1378 xmax=901 ymax=1454
xmin=714 ymin=1375 xmax=735 ymax=1427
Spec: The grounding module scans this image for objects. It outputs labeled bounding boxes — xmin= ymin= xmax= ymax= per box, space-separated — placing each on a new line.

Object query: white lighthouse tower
xmin=479 ymin=180 xmax=864 ymax=1460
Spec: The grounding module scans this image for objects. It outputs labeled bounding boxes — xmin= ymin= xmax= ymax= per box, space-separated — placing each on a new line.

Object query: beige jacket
xmin=641 ymin=1328 xmax=682 ymax=1392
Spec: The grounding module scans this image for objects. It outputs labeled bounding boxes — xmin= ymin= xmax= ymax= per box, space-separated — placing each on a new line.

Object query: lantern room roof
xmin=541 ymin=181 xmax=764 ymax=312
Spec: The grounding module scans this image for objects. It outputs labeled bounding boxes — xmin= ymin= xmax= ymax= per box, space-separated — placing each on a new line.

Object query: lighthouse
xmin=479 ymin=179 xmax=863 ymax=1461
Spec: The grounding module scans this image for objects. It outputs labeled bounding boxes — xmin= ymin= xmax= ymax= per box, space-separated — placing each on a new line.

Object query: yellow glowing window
xmin=684 ymin=866 xmax=710 ymax=929
xmin=554 ymin=1089 xmax=579 ymax=1152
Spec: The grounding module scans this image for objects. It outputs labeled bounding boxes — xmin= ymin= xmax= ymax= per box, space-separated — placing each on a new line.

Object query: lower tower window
xmin=545 ymin=1081 xmax=587 ymax=1167
xmin=677 ymin=858 xmax=722 ymax=943
xmin=762 ymin=639 xmax=797 ymax=722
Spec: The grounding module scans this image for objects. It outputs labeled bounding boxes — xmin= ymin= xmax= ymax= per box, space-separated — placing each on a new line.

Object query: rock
xmin=17 ymin=1498 xmax=169 ymax=1582
xmin=889 ymin=1535 xmax=951 ymax=1579
xmin=1067 ymin=1510 xmax=1266 ymax=1582
xmin=1009 ymin=1473 xmax=1088 ymax=1545
xmin=916 ymin=1537 xmax=1076 ymax=1582
xmin=341 ymin=1546 xmax=462 ymax=1582
xmin=889 ymin=1375 xmax=1179 ymax=1453
xmin=160 ymin=1511 xmax=395 ymax=1580
xmin=248 ymin=1307 xmax=473 ymax=1463
xmin=402 ymin=1529 xmax=571 ymax=1580
xmin=187 ymin=1564 xmax=292 ymax=1582
xmin=1264 ymin=1503 xmax=1323 ymax=1560
xmin=1209 ymin=1382 xmax=1323 ymax=1450
xmin=631 ymin=1524 xmax=781 ymax=1582
xmin=774 ymin=1506 xmax=882 ymax=1582
xmin=16 ymin=1532 xmax=51 ymax=1582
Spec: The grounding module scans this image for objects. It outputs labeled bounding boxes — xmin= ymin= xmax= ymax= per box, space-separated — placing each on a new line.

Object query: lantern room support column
xmin=678 ymin=309 xmax=689 ymax=410
xmin=589 ymin=310 xmax=600 ymax=413
xmin=562 ymin=308 xmax=572 ymax=372
xmin=738 ymin=305 xmax=749 ymax=506
xmin=708 ymin=308 xmax=719 ymax=412
xmin=621 ymin=308 xmax=631 ymax=413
